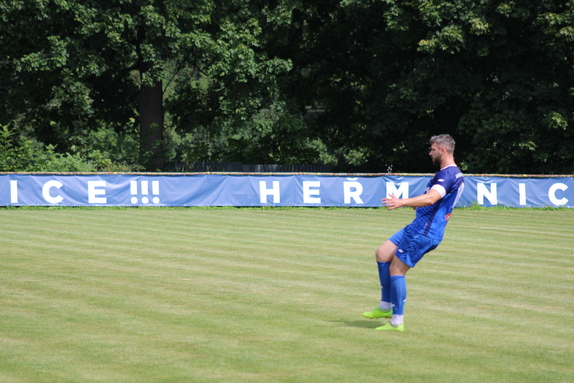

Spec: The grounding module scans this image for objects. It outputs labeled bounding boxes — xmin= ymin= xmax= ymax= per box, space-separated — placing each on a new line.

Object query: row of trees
xmin=1 ymin=0 xmax=573 ymax=174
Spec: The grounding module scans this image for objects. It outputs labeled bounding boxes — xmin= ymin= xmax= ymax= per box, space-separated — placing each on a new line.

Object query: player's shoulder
xmin=437 ymin=165 xmax=464 ymax=179
xmin=433 ymin=166 xmax=464 ymax=189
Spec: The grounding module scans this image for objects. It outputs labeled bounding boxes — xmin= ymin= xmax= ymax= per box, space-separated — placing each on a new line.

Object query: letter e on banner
xmin=88 ymin=181 xmax=107 ymax=204
xmin=303 ymin=181 xmax=321 ymax=204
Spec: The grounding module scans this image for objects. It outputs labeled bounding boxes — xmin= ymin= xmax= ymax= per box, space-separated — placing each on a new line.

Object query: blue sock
xmin=390 ymin=275 xmax=407 ymax=315
xmin=377 ymin=262 xmax=391 ymax=305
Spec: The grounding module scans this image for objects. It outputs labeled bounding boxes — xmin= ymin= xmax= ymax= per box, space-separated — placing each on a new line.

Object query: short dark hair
xmin=430 ymin=134 xmax=455 ymax=153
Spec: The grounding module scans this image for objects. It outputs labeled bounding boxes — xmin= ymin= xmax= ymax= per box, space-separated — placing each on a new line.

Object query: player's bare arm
xmin=382 ymin=189 xmax=442 ymax=210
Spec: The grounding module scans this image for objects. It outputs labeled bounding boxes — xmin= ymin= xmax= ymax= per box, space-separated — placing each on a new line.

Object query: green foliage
xmin=164 ymin=101 xmax=335 ymax=167
xmin=0 ymin=123 xmax=25 ymax=172
xmin=220 ymin=102 xmax=321 ymax=165
xmin=1 ymin=0 xmax=573 ymax=174
xmin=0 ymin=123 xmax=141 ymax=172
xmin=1 ymin=0 xmax=299 ymax=171
xmin=272 ymin=0 xmax=574 ymax=173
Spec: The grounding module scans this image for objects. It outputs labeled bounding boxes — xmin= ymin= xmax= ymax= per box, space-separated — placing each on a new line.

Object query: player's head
xmin=430 ymin=134 xmax=455 ymax=154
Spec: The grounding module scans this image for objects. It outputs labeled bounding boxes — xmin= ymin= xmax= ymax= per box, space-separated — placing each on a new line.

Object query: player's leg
xmin=377 ymin=230 xmax=439 ymax=331
xmin=389 ymin=256 xmax=410 ymax=325
xmin=363 ymin=240 xmax=397 ymax=319
xmin=376 ymin=256 xmax=409 ymax=331
xmin=376 ymin=240 xmax=397 ymax=307
xmin=375 ymin=239 xmax=398 ymax=263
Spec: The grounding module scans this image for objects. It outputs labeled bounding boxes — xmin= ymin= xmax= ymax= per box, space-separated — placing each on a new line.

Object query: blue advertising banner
xmin=0 ymin=173 xmax=572 ymax=208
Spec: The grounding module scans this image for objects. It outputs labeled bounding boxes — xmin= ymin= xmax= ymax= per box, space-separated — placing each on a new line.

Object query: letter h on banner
xmin=259 ymin=181 xmax=280 ymax=204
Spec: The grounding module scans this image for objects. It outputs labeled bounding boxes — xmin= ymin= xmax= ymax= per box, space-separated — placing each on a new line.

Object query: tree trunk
xmin=138 ymin=79 xmax=165 ymax=171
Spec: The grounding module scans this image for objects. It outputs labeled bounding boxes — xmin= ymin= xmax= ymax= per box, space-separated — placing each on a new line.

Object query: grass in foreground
xmin=0 ymin=208 xmax=573 ymax=382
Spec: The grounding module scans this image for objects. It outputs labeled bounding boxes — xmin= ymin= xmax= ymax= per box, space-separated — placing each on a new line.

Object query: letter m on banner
xmin=386 ymin=182 xmax=409 ymax=198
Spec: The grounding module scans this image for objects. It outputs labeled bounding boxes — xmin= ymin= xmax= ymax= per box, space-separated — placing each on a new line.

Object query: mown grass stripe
xmin=1 ymin=208 xmax=572 ymax=382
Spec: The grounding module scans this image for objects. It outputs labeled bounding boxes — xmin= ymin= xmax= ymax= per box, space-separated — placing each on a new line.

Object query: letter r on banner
xmin=344 ymin=181 xmax=364 ymax=204
xmin=259 ymin=181 xmax=280 ymax=203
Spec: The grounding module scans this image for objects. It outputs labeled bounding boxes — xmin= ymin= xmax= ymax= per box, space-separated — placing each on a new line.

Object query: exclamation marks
xmin=130 ymin=180 xmax=160 ymax=204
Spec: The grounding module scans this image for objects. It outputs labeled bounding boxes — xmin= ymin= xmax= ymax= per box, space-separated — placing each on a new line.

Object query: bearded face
xmin=429 ymin=143 xmax=443 ymax=167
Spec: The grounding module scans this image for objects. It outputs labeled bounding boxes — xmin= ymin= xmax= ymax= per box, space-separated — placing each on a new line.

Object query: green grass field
xmin=0 ymin=207 xmax=572 ymax=382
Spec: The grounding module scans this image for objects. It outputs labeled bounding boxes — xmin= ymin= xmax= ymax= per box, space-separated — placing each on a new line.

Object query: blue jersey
xmin=407 ymin=165 xmax=464 ymax=241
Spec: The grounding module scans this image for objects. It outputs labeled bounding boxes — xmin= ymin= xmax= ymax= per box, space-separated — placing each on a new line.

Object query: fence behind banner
xmin=166 ymin=162 xmax=334 ymax=173
xmin=0 ymin=173 xmax=572 ymax=208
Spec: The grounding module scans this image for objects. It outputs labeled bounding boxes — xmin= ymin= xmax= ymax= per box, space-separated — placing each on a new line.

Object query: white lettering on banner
xmin=88 ymin=181 xmax=107 ymax=204
xmin=259 ymin=181 xmax=280 ymax=204
xmin=548 ymin=183 xmax=568 ymax=206
xmin=42 ymin=180 xmax=64 ymax=204
xmin=519 ymin=183 xmax=526 ymax=206
xmin=344 ymin=181 xmax=364 ymax=204
xmin=386 ymin=182 xmax=409 ymax=198
xmin=477 ymin=183 xmax=497 ymax=205
xmin=2 ymin=175 xmax=572 ymax=207
xmin=130 ymin=180 xmax=161 ymax=204
xmin=151 ymin=181 xmax=160 ymax=204
xmin=303 ymin=181 xmax=321 ymax=204
xmin=10 ymin=180 xmax=18 ymax=204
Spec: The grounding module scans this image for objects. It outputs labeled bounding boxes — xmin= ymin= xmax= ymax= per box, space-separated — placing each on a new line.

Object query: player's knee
xmin=375 ymin=245 xmax=393 ymax=263
xmin=390 ymin=256 xmax=410 ymax=275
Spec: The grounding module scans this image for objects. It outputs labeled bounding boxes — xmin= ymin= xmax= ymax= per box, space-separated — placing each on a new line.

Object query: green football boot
xmin=375 ymin=322 xmax=404 ymax=332
xmin=362 ymin=307 xmax=392 ymax=319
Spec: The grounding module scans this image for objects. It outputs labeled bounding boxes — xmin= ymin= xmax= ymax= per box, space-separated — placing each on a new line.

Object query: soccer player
xmin=363 ymin=134 xmax=465 ymax=331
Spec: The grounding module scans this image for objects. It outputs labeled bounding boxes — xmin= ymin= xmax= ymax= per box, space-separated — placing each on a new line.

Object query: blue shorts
xmin=389 ymin=226 xmax=440 ymax=268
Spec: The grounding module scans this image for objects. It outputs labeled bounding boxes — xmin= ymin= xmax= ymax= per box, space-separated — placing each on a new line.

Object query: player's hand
xmin=382 ymin=194 xmax=403 ymax=210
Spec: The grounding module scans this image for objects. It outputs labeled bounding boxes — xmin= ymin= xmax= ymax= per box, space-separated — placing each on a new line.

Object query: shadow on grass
xmin=339 ymin=320 xmax=384 ymax=329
